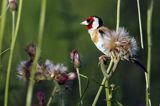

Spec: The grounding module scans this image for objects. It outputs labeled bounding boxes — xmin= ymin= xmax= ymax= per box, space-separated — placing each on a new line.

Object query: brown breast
xmin=91 ymin=30 xmax=99 ymax=44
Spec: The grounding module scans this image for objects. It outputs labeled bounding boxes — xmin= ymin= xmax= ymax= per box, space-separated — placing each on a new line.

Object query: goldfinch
xmin=80 ymin=16 xmax=146 ymax=72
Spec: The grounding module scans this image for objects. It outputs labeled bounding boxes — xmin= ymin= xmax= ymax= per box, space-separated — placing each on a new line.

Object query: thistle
xmin=8 ymin=0 xmax=18 ymax=11
xmin=70 ymin=49 xmax=80 ymax=68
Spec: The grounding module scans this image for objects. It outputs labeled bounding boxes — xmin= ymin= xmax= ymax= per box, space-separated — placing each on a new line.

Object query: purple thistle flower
xmin=17 ymin=60 xmax=32 ymax=80
xmin=44 ymin=60 xmax=76 ymax=84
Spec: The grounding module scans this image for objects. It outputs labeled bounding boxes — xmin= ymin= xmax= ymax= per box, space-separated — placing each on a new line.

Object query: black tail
xmin=129 ymin=57 xmax=147 ymax=73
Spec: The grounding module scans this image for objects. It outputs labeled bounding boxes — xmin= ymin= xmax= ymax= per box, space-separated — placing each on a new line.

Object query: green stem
xmin=116 ymin=0 xmax=120 ymax=31
xmin=79 ymin=74 xmax=89 ymax=105
xmin=116 ymin=101 xmax=124 ymax=106
xmin=0 ymin=5 xmax=8 ymax=19
xmin=4 ymin=11 xmax=15 ymax=105
xmin=0 ymin=0 xmax=8 ymax=64
xmin=104 ymin=60 xmax=113 ymax=106
xmin=145 ymin=73 xmax=151 ymax=106
xmin=4 ymin=0 xmax=23 ymax=105
xmin=105 ymin=79 xmax=111 ymax=106
xmin=92 ymin=77 xmax=107 ymax=106
xmin=92 ymin=59 xmax=114 ymax=106
xmin=79 ymin=74 xmax=88 ymax=79
xmin=76 ymin=68 xmax=83 ymax=105
xmin=137 ymin=0 xmax=144 ymax=49
xmin=0 ymin=0 xmax=9 ymax=100
xmin=47 ymin=86 xmax=58 ymax=106
xmin=12 ymin=12 xmax=16 ymax=39
xmin=25 ymin=0 xmax=46 ymax=106
xmin=146 ymin=0 xmax=153 ymax=106
xmin=106 ymin=59 xmax=114 ymax=74
xmin=4 ymin=11 xmax=16 ymax=106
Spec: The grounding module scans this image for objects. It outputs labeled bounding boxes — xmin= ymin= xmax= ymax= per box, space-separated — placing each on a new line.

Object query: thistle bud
xmin=8 ymin=0 xmax=18 ymax=11
xmin=70 ymin=49 xmax=80 ymax=68
xmin=36 ymin=91 xmax=45 ymax=106
xmin=25 ymin=43 xmax=36 ymax=60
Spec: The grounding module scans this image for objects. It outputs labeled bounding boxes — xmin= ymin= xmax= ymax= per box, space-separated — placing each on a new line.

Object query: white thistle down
xmin=104 ymin=27 xmax=138 ymax=60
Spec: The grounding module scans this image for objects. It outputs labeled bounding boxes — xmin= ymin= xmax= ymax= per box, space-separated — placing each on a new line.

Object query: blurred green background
xmin=0 ymin=0 xmax=159 ymax=106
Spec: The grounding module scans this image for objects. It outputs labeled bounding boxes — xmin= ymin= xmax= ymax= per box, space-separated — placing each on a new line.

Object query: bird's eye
xmin=86 ymin=19 xmax=91 ymax=23
xmin=86 ymin=17 xmax=94 ymax=24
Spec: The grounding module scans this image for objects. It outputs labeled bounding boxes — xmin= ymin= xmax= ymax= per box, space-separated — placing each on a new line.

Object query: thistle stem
xmin=12 ymin=11 xmax=16 ymax=38
xmin=25 ymin=0 xmax=46 ymax=106
xmin=76 ymin=68 xmax=83 ymax=105
xmin=92 ymin=59 xmax=114 ymax=106
xmin=106 ymin=59 xmax=114 ymax=74
xmin=116 ymin=0 xmax=120 ymax=31
xmin=92 ymin=77 xmax=106 ymax=106
xmin=4 ymin=0 xmax=23 ymax=103
xmin=0 ymin=0 xmax=9 ymax=100
xmin=4 ymin=11 xmax=16 ymax=106
xmin=103 ymin=60 xmax=113 ymax=106
xmin=145 ymin=73 xmax=151 ymax=106
xmin=47 ymin=86 xmax=58 ymax=106
xmin=137 ymin=0 xmax=144 ymax=49
xmin=92 ymin=0 xmax=121 ymax=104
xmin=146 ymin=0 xmax=153 ymax=105
xmin=105 ymin=79 xmax=111 ymax=106
xmin=0 ymin=5 xmax=9 ymax=19
xmin=79 ymin=74 xmax=89 ymax=102
xmin=0 ymin=0 xmax=8 ymax=62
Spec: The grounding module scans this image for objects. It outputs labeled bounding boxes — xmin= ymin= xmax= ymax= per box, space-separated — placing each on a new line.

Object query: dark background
xmin=0 ymin=0 xmax=159 ymax=106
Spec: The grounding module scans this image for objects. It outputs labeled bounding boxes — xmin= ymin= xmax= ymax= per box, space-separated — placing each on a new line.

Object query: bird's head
xmin=80 ymin=16 xmax=103 ymax=30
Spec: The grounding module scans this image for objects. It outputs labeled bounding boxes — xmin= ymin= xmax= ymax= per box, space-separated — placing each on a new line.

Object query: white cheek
xmin=92 ymin=19 xmax=99 ymax=29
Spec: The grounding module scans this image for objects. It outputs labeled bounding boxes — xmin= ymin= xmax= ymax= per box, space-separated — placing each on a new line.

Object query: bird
xmin=80 ymin=16 xmax=146 ymax=72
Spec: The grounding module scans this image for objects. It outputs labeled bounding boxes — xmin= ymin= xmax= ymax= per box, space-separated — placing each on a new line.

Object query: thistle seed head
xmin=104 ymin=27 xmax=138 ymax=60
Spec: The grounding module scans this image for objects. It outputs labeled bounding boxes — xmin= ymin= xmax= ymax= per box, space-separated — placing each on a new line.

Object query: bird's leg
xmin=99 ymin=55 xmax=111 ymax=77
xmin=104 ymin=60 xmax=119 ymax=79
xmin=98 ymin=54 xmax=118 ymax=79
xmin=105 ymin=52 xmax=120 ymax=78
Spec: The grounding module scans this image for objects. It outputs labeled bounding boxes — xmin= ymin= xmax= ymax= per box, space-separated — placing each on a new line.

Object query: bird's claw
xmin=99 ymin=55 xmax=109 ymax=62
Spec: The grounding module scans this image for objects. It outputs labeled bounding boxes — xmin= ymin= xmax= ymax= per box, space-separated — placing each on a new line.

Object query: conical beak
xmin=80 ymin=20 xmax=88 ymax=25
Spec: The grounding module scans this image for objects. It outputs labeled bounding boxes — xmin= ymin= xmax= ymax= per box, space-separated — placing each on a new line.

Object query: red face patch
xmin=86 ymin=16 xmax=94 ymax=30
